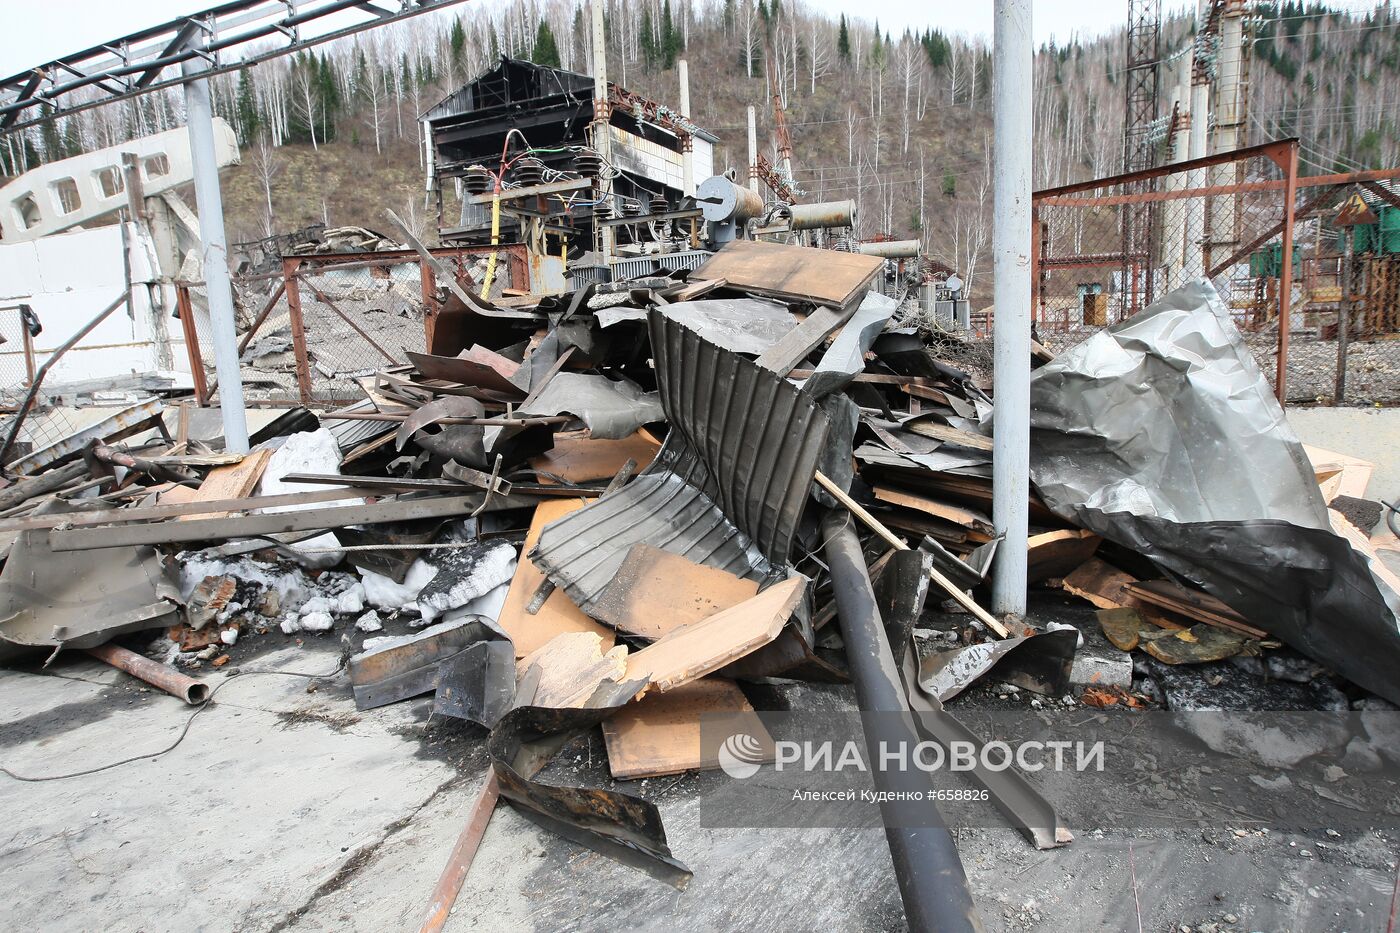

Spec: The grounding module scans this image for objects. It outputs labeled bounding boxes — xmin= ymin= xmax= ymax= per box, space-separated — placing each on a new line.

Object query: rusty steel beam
xmin=175 ymin=284 xmax=212 ymax=407
xmin=1206 ymin=185 xmax=1347 ymax=278
xmin=1038 ymin=167 xmax=1400 ymax=208
xmin=1035 ymin=139 xmax=1299 ymax=200
xmin=1360 ymin=181 xmax=1400 ymax=212
xmin=235 ymin=280 xmax=287 ymax=357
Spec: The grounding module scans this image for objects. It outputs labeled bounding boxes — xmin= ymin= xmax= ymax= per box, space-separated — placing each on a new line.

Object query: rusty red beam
xmin=1037 ymin=167 xmax=1400 ymax=208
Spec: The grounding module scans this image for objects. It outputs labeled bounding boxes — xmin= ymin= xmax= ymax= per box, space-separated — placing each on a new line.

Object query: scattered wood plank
xmin=1305 ymin=443 xmax=1375 ymax=500
xmin=602 ymin=678 xmax=774 ymax=780
xmin=754 ymin=299 xmax=861 ymax=375
xmin=1061 ymin=557 xmax=1145 ymax=611
xmin=1121 ymin=579 xmax=1268 ymax=640
xmin=814 ymin=471 xmax=1010 ymax=637
xmin=872 ymin=485 xmax=994 ymax=534
xmin=48 ymin=494 xmax=499 ymax=552
xmin=496 ymin=498 xmax=616 ymax=658
xmin=900 ymin=383 xmax=959 ymax=406
xmin=1329 ymin=508 xmax=1400 ymax=601
xmin=591 ymin=543 xmax=761 ymax=639
xmin=0 ymin=485 xmax=361 ymax=533
xmin=624 ymin=576 xmax=804 ymax=693
xmin=662 ymin=277 xmax=727 ymax=302
xmin=1025 ymin=529 xmax=1101 ymax=584
xmin=175 ymin=448 xmax=272 ymax=521
xmin=517 ymin=631 xmax=628 ymax=709
xmin=902 ymin=419 xmax=995 ymax=452
xmin=690 ymin=239 xmax=883 ymax=308
xmin=876 ymin=511 xmax=970 ymax=547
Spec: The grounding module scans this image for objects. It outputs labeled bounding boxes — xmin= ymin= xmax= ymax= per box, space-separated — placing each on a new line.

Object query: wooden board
xmin=691 ymin=239 xmax=883 ymax=308
xmin=602 ymin=678 xmax=774 ymax=779
xmin=1305 ymin=444 xmax=1375 ymax=500
xmin=1025 ymin=529 xmax=1101 ymax=584
xmin=497 ymin=499 xmax=616 ymax=658
xmin=1329 ymin=508 xmax=1400 ymax=599
xmin=529 ymin=430 xmax=661 ymax=484
xmin=872 ymin=486 xmax=994 ymax=534
xmin=175 ymin=448 xmax=272 ymax=521
xmin=754 ymin=301 xmax=860 ymax=374
xmin=1061 ymin=557 xmax=1145 ymax=611
xmin=590 ymin=543 xmax=761 ymax=639
xmin=624 ymin=576 xmax=804 ymax=693
xmin=1121 ymin=579 xmax=1267 ymax=640
xmin=517 ymin=631 xmax=628 ymax=709
xmin=902 ymin=419 xmax=995 ymax=452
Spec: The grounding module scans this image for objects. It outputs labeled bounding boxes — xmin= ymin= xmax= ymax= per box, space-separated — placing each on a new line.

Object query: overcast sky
xmin=0 ymin=1 xmax=1196 ymax=76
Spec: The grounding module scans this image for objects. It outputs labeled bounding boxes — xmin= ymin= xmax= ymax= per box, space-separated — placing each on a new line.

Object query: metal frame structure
xmin=0 ymin=0 xmax=472 ymax=133
xmin=1033 ymin=139 xmax=1300 ymax=401
xmin=179 ymin=245 xmax=527 ymax=407
xmin=1121 ymin=0 xmax=1163 ymax=312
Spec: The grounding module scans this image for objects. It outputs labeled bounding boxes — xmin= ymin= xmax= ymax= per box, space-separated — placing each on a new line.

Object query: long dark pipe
xmin=821 ymin=509 xmax=983 ymax=933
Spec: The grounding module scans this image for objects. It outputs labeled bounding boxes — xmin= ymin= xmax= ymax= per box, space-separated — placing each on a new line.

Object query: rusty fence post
xmin=283 ymin=257 xmax=314 ymax=406
xmin=421 ymin=257 xmax=441 ymax=351
xmin=175 ymin=285 xmax=211 ymax=406
xmin=1274 ymin=142 xmax=1299 ymax=405
xmin=1030 ymin=204 xmax=1041 ymax=326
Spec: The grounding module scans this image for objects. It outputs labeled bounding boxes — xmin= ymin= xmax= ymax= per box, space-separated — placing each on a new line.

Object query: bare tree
xmin=291 ymin=63 xmax=320 ymax=150
xmin=364 ymin=64 xmax=386 ymax=155
xmin=740 ymin=1 xmax=760 ymax=79
xmin=249 ymin=133 xmax=283 ymax=237
xmin=807 ymin=20 xmax=832 ymax=94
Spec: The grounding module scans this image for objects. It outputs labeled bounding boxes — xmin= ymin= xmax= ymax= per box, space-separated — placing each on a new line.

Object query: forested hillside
xmin=3 ymin=1 xmax=1398 ymax=297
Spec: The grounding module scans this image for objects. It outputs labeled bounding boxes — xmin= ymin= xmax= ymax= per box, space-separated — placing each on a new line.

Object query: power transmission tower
xmin=1121 ymin=0 xmax=1162 ymax=315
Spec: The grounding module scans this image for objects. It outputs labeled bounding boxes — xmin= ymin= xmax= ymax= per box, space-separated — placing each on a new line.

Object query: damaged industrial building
xmin=1 ymin=1 xmax=1400 ymax=931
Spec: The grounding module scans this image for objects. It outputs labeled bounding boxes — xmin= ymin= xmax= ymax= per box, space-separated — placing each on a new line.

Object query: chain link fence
xmin=180 ymin=246 xmax=529 ymax=408
xmin=1032 ymin=141 xmax=1400 ymax=407
xmin=0 ymin=302 xmax=120 ymax=458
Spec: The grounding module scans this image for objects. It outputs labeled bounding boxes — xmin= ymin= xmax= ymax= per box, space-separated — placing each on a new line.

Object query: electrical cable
xmin=0 ymin=660 xmax=346 ymax=783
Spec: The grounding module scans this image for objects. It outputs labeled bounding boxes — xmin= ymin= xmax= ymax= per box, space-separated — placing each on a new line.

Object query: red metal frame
xmin=181 ymin=246 xmax=533 ymax=408
xmin=1030 ymin=141 xmax=1307 ymax=404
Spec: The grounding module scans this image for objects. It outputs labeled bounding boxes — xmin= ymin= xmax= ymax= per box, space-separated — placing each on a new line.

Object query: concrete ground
xmin=4 ymin=606 xmax=1398 ymax=933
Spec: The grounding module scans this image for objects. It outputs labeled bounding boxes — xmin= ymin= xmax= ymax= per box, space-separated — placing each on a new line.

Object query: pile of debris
xmin=2 ymin=240 xmax=1398 ymax=923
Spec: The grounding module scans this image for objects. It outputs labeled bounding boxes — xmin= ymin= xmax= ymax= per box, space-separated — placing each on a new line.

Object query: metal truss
xmin=0 ymin=0 xmax=471 ymax=133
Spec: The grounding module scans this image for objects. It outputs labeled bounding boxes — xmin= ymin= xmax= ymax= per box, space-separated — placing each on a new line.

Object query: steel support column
xmin=991 ymin=0 xmax=1033 ymax=618
xmin=182 ymin=56 xmax=248 ymax=452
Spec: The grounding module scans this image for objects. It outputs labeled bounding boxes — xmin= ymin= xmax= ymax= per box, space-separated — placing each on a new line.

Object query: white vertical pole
xmin=991 ymin=0 xmax=1032 ymax=619
xmin=589 ymin=0 xmax=615 ymax=260
xmin=182 ymin=57 xmax=248 ymax=453
xmin=746 ymin=105 xmax=759 ymax=195
xmin=678 ymin=59 xmax=694 ymax=197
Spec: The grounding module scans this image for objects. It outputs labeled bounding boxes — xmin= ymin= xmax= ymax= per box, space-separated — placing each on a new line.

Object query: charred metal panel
xmin=531 ymin=309 xmax=829 ymax=614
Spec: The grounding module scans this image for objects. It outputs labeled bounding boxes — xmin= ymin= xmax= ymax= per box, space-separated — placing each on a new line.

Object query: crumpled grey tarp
xmin=518 ymin=372 xmax=663 ymax=440
xmin=1027 ymin=278 xmax=1400 ymax=705
xmin=657 ymin=298 xmax=797 ymax=355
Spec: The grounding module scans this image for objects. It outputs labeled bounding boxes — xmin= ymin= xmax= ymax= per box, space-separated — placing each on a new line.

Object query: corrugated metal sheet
xmin=531 ymin=308 xmax=830 ymax=614
xmin=655 ymin=250 xmax=713 ymax=272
